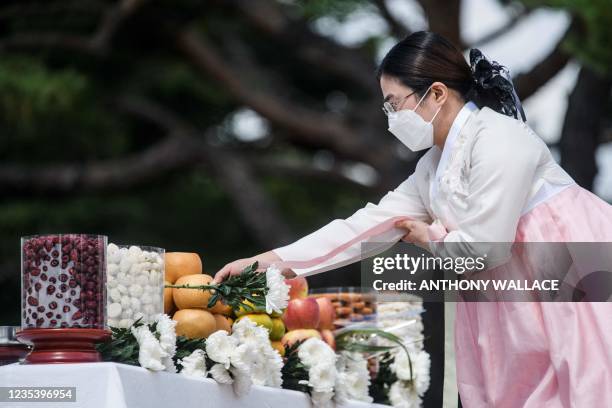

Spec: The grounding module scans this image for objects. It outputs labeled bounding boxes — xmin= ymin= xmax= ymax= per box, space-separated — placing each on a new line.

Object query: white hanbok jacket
xmin=273 ymin=102 xmax=575 ymax=276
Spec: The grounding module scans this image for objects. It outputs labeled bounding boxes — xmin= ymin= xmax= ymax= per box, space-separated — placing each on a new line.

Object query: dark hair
xmin=377 ymin=31 xmax=526 ymax=121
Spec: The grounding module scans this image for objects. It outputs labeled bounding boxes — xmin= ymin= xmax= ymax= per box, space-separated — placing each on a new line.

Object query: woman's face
xmin=379 ymin=75 xmax=439 ymax=121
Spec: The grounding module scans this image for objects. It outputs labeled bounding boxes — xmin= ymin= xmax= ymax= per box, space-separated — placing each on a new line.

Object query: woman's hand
xmin=395 ymin=219 xmax=431 ymax=250
xmin=212 ymin=250 xmax=284 ymax=284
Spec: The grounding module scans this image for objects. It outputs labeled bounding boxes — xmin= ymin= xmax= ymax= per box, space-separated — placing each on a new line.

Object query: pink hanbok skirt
xmin=456 ymin=185 xmax=612 ymax=407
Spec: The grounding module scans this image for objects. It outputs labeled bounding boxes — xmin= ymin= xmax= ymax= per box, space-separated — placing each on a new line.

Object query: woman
xmin=214 ymin=31 xmax=612 ymax=407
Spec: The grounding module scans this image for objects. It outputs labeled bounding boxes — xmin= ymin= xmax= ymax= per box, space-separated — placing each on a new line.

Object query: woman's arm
xmin=212 ymin=250 xmax=285 ymax=284
xmin=270 ymin=162 xmax=433 ymax=277
xmin=213 ymin=158 xmax=433 ymax=282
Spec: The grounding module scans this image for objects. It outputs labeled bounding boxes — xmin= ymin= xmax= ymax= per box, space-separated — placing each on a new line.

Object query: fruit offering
xmin=164 ymin=253 xmax=235 ymax=339
xmin=106 ymin=244 xmax=164 ymax=328
xmin=279 ymin=277 xmax=336 ymax=350
xmin=21 ymin=234 xmax=107 ymax=329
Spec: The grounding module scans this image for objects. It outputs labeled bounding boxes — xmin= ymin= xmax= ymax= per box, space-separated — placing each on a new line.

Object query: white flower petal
xmin=153 ymin=314 xmax=177 ymax=357
xmin=231 ymin=368 xmax=253 ymax=397
xmin=264 ymin=266 xmax=290 ymax=314
xmin=209 ymin=364 xmax=233 ymax=384
xmin=310 ymin=390 xmax=335 ymax=408
xmin=130 ymin=325 xmax=168 ymax=371
xmin=206 ymin=330 xmax=238 ymax=368
xmin=389 ymin=381 xmax=422 ymax=408
xmin=298 ymin=338 xmax=336 ymax=368
xmin=231 ymin=317 xmax=269 ymax=345
xmin=179 ymin=349 xmax=208 ymax=378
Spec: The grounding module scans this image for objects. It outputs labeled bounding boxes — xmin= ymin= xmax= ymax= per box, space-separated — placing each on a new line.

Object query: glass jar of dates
xmin=21 ymin=234 xmax=107 ymax=329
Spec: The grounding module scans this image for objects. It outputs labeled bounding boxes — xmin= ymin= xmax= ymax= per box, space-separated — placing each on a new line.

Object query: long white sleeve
xmin=430 ymin=119 xmax=544 ymax=263
xmin=273 ymin=159 xmax=434 ymax=277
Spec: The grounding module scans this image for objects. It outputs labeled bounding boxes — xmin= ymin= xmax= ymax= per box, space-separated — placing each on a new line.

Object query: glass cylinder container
xmin=310 ymin=286 xmax=377 ymax=327
xmin=21 ymin=234 xmax=107 ymax=329
xmin=0 ymin=326 xmax=29 ymax=365
xmin=106 ymin=244 xmax=164 ymax=328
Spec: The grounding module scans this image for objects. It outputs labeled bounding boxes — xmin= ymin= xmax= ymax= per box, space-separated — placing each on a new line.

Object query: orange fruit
xmin=173 ymin=274 xmax=214 ymax=310
xmin=163 ymin=280 xmax=174 ymax=314
xmin=235 ymin=299 xmax=266 ymax=317
xmin=209 ymin=299 xmax=233 ymax=316
xmin=235 ymin=313 xmax=273 ymax=332
xmin=270 ymin=317 xmax=286 ymax=341
xmin=213 ymin=314 xmax=233 ymax=333
xmin=165 ymin=252 xmax=202 ymax=284
xmin=173 ymin=309 xmax=217 ymax=339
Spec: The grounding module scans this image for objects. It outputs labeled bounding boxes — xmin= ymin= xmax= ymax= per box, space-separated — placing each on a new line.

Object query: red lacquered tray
xmin=0 ymin=344 xmax=30 ymax=365
xmin=16 ymin=328 xmax=111 ymax=364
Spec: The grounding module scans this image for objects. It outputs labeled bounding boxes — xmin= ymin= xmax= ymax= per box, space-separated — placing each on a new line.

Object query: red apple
xmin=319 ymin=329 xmax=336 ymax=350
xmin=283 ymin=298 xmax=320 ymax=330
xmin=286 ymin=276 xmax=308 ymax=300
xmin=315 ymin=297 xmax=336 ymax=330
xmin=281 ymin=329 xmax=321 ymax=348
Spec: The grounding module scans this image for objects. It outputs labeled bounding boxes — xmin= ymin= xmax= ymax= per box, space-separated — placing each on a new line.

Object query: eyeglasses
xmin=382 ymin=91 xmax=417 ymax=116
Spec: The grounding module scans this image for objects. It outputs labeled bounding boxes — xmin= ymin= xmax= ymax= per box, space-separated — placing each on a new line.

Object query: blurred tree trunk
xmin=559 ymin=67 xmax=612 ymax=190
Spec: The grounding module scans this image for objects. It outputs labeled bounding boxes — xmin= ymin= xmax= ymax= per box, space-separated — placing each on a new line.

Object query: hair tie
xmin=469 ymin=48 xmax=526 ymax=122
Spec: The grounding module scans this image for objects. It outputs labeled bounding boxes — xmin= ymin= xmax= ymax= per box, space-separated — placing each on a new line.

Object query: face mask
xmin=387 ymin=86 xmax=441 ymax=151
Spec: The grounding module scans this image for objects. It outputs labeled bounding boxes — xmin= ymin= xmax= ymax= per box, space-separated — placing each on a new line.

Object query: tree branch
xmin=0 ymin=0 xmax=149 ymax=55
xmin=514 ymin=20 xmax=574 ymax=100
xmin=373 ymin=0 xmax=411 ymax=39
xmin=468 ymin=7 xmax=530 ymax=48
xmin=120 ymin=96 xmax=295 ymax=247
xmin=224 ymin=0 xmax=379 ymax=91
xmin=559 ymin=66 xmax=612 ymax=190
xmin=0 ymin=134 xmax=204 ymax=194
xmin=0 ymin=32 xmax=101 ymax=55
xmin=416 ymin=0 xmax=463 ymax=48
xmin=90 ymin=0 xmax=150 ymax=51
xmin=175 ymin=28 xmax=388 ymax=168
xmin=249 ymin=156 xmax=377 ymax=192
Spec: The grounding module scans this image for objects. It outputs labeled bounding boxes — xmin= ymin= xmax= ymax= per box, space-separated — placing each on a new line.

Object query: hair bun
xmin=469 ymin=48 xmax=526 ymax=121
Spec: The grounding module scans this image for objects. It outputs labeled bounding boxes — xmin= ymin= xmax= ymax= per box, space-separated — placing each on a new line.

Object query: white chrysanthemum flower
xmin=264 ymin=266 xmax=290 ymax=314
xmin=231 ymin=317 xmax=269 ymax=346
xmin=262 ymin=346 xmax=284 ymax=387
xmin=334 ymin=373 xmax=349 ymax=405
xmin=131 ymin=325 xmax=167 ymax=371
xmin=345 ymin=371 xmax=372 ymax=402
xmin=230 ymin=343 xmax=260 ymax=373
xmin=179 ymin=349 xmax=208 ymax=379
xmin=231 ymin=367 xmax=253 ymax=397
xmin=389 ymin=381 xmax=422 ymax=408
xmin=162 ymin=356 xmax=177 ymax=373
xmin=392 ymin=349 xmax=430 ymax=395
xmin=308 ymin=362 xmax=337 ymax=393
xmin=206 ymin=330 xmax=238 ymax=369
xmin=392 ymin=350 xmax=413 ymax=382
xmin=410 ymin=350 xmax=430 ymax=396
xmin=310 ymin=390 xmax=335 ymax=408
xmin=153 ymin=314 xmax=177 ymax=357
xmin=249 ymin=355 xmax=270 ymax=386
xmin=336 ymin=353 xmax=372 ymax=403
xmin=209 ymin=363 xmax=233 ymax=384
xmin=298 ymin=338 xmax=337 ymax=367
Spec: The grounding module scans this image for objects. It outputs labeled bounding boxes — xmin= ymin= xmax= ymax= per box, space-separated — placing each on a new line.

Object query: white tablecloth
xmin=0 ymin=362 xmax=389 ymax=408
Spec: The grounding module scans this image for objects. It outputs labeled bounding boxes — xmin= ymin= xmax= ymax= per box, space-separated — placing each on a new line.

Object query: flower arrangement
xmin=335 ymin=352 xmax=373 ymax=404
xmin=281 ymin=337 xmax=338 ymax=407
xmin=371 ymin=300 xmax=431 ymax=407
xmin=97 ymin=315 xmax=283 ymax=397
xmin=165 ymin=262 xmax=289 ymax=314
